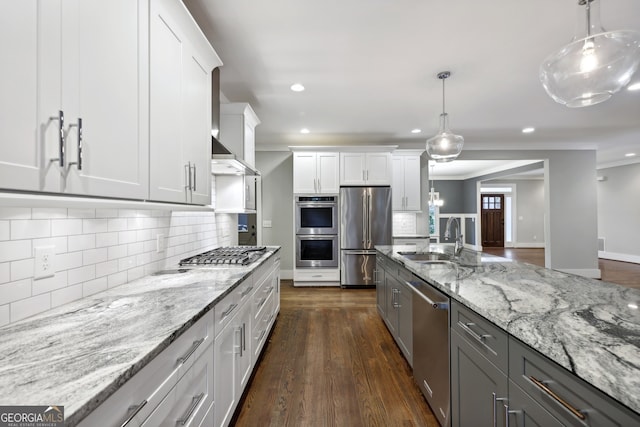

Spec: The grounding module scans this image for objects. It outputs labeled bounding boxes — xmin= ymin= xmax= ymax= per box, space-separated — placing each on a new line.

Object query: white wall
xmin=255 ymin=151 xmax=294 ymax=277
xmin=0 ymin=203 xmax=235 ymax=326
xmin=597 ymin=162 xmax=640 ymax=262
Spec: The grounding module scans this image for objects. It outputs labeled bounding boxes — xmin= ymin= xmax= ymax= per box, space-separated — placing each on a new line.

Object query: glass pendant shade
xmin=540 ymin=0 xmax=640 ymax=107
xmin=426 ymin=113 xmax=464 ymax=162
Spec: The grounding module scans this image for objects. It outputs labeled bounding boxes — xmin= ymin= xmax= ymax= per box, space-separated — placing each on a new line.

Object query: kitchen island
xmin=0 ymin=247 xmax=280 ymax=426
xmin=376 ymin=244 xmax=640 ymax=423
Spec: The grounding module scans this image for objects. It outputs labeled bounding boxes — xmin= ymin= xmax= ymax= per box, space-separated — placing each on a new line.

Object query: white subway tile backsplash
xmin=0 ymin=207 xmax=31 ymax=220
xmin=108 ymin=245 xmax=128 ymax=261
xmin=51 ymin=284 xmax=82 ymax=308
xmin=11 ymin=293 xmax=50 ymax=323
xmin=83 ymin=248 xmax=108 ymax=266
xmin=10 ymin=259 xmax=34 ymax=282
xmin=11 ymin=220 xmax=50 ymax=240
xmin=107 ymin=271 xmax=127 ymax=289
xmin=68 ymin=234 xmax=96 ymax=252
xmin=57 ymin=252 xmax=83 ymax=272
xmin=108 ymin=218 xmax=127 ymax=232
xmin=83 ymin=219 xmax=108 ymax=234
xmin=82 ymin=277 xmax=108 ymax=297
xmin=0 ymin=263 xmax=9 ymax=284
xmin=0 ymin=205 xmax=234 ymax=325
xmin=32 ymin=272 xmax=68 ymax=295
xmin=118 ymin=230 xmax=137 ymax=244
xmin=96 ymin=232 xmax=119 ymax=248
xmin=0 ymin=221 xmax=9 ymax=241
xmin=52 ymin=219 xmax=83 ymax=236
xmin=68 ymin=265 xmax=95 ymax=286
xmin=0 ymin=279 xmax=31 ymax=305
xmin=96 ymin=260 xmax=118 ymax=278
xmin=32 ymin=208 xmax=67 ymax=219
xmin=0 ymin=304 xmax=9 ymax=327
xmin=68 ymin=208 xmax=95 ymax=219
xmin=0 ymin=240 xmax=32 ymax=263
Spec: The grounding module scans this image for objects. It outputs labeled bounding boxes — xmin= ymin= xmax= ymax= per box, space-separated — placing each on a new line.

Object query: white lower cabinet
xmin=142 ymin=343 xmax=214 ymax=427
xmin=78 ymin=310 xmax=214 ymax=427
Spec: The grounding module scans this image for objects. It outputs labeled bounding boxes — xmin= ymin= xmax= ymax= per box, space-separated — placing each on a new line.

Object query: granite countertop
xmin=376 ymin=244 xmax=640 ymax=415
xmin=0 ymin=247 xmax=280 ymax=426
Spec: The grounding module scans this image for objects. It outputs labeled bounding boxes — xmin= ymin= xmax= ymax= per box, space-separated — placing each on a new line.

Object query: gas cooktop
xmin=179 ymin=246 xmax=267 ymax=266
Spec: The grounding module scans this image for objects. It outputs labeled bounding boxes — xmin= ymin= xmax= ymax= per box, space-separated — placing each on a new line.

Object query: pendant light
xmin=426 ymin=71 xmax=464 ymax=162
xmin=540 ymin=0 xmax=640 ymax=108
xmin=428 ymin=164 xmax=444 ymax=207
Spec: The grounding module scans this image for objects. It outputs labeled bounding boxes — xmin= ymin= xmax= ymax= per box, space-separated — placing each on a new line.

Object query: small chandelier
xmin=428 ymin=164 xmax=444 ymax=207
xmin=540 ymin=0 xmax=640 ymax=108
xmin=426 ymin=71 xmax=464 ymax=162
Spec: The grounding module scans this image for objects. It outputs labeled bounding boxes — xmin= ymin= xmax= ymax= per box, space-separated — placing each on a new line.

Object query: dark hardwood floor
xmin=482 ymin=248 xmax=640 ymax=290
xmin=233 ymin=283 xmax=439 ymax=427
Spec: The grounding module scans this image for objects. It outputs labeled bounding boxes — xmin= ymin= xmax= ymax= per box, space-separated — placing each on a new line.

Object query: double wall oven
xmin=295 ymin=196 xmax=339 ymax=268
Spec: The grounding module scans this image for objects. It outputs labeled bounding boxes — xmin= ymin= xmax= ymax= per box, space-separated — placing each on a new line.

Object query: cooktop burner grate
xmin=179 ymin=246 xmax=267 ymax=266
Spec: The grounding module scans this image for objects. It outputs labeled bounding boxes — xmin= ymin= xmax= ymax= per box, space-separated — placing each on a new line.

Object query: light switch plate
xmin=34 ymin=245 xmax=56 ymax=280
xmin=263 ymin=220 xmax=272 ymax=228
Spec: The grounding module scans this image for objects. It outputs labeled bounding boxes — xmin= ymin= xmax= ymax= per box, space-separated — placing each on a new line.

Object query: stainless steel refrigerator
xmin=340 ymin=186 xmax=392 ymax=287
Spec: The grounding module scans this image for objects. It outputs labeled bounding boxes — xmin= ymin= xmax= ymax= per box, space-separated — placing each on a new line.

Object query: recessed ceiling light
xmin=625 ymin=152 xmax=636 ymax=157
xmin=628 ymin=82 xmax=640 ymax=91
xmin=522 ymin=127 xmax=535 ymax=134
xmin=300 ymin=128 xmax=310 ymax=134
xmin=290 ymin=83 xmax=305 ymax=92
xmin=411 ymin=129 xmax=422 ymax=134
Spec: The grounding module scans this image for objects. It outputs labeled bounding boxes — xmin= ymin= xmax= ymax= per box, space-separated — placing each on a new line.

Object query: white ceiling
xmin=184 ymin=0 xmax=640 ymax=172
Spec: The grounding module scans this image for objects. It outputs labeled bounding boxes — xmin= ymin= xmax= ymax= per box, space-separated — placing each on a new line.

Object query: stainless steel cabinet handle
xmin=242 ymin=322 xmax=246 ymax=352
xmin=240 ymin=286 xmax=254 ymax=297
xmin=49 ymin=110 xmax=65 ymax=167
xmin=392 ymin=288 xmax=400 ymax=308
xmin=236 ymin=326 xmax=243 ymax=356
xmin=192 ymin=164 xmax=197 ymax=191
xmin=177 ymin=338 xmax=205 ymax=364
xmin=366 ymin=170 xmax=369 ymax=180
xmin=257 ymin=297 xmax=267 ymax=309
xmin=221 ymin=303 xmax=238 ymax=319
xmin=492 ymin=393 xmax=508 ymax=427
xmin=67 ymin=118 xmax=83 ymax=170
xmin=258 ymin=329 xmax=266 ymax=341
xmin=184 ymin=163 xmax=191 ymax=191
xmin=407 ymin=281 xmax=449 ymax=310
xmin=362 ymin=170 xmax=365 ymax=181
xmin=457 ymin=321 xmax=495 ymax=352
xmin=317 ymin=178 xmax=321 ymax=193
xmin=121 ymin=400 xmax=147 ymax=427
xmin=528 ymin=376 xmax=586 ymax=420
xmin=176 ymin=392 xmax=205 ymax=425
xmin=373 ymin=269 xmax=378 ymax=284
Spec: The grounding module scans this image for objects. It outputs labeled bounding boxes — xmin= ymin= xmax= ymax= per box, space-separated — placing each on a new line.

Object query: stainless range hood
xmin=211 ymin=139 xmax=260 ymax=176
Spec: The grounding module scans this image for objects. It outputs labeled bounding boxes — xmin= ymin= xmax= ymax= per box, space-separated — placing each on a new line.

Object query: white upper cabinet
xmin=220 ymin=103 xmax=260 ymax=167
xmin=63 ymin=0 xmax=149 ymax=200
xmin=340 ymin=152 xmax=392 ymax=186
xmin=392 ymin=152 xmax=422 ymax=211
xmin=149 ymin=0 xmax=221 ymax=204
xmin=0 ymin=0 xmax=149 ymax=199
xmin=293 ymin=152 xmax=339 ymax=194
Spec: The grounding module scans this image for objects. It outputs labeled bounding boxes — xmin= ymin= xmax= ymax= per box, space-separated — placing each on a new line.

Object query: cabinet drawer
xmin=78 ymin=310 xmax=214 ymax=427
xmin=214 ymin=278 xmax=252 ymax=338
xmin=509 ymin=337 xmax=639 ymax=426
xmin=252 ymin=291 xmax=276 ymax=360
xmin=451 ymin=301 xmax=508 ymax=373
xmin=141 ymin=342 xmax=214 ymax=426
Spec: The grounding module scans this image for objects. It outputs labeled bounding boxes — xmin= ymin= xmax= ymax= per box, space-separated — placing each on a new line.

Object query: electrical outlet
xmin=156 ymin=234 xmax=166 ymax=253
xmin=263 ymin=220 xmax=272 ymax=228
xmin=34 ymin=245 xmax=56 ymax=280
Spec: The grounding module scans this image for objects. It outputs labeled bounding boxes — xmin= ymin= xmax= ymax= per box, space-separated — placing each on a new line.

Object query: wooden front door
xmin=481 ymin=194 xmax=504 ymax=247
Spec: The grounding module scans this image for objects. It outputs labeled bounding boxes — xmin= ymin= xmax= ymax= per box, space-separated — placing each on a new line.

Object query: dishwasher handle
xmin=406 ymin=280 xmax=449 ymax=310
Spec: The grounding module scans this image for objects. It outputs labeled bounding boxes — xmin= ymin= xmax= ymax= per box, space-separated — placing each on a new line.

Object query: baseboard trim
xmin=293 ymin=282 xmax=340 ymax=287
xmin=556 ymin=268 xmax=601 ymax=279
xmin=598 ymin=251 xmax=640 ymax=264
xmin=515 ymin=242 xmax=545 ymax=248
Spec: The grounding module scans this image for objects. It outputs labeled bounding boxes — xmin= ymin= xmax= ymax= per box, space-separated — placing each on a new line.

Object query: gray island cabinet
xmin=375 ymin=245 xmax=640 ymax=426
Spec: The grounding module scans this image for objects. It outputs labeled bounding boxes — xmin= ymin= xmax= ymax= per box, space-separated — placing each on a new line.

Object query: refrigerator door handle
xmin=367 ymin=190 xmax=372 ymax=247
xmin=362 ymin=192 xmax=367 ymax=245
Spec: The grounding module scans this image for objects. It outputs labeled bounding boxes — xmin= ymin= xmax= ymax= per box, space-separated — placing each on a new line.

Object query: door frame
xmin=477 ymin=183 xmax=517 ymax=250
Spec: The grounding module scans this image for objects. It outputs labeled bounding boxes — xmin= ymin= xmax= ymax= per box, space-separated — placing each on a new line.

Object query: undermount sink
xmin=397 ymin=251 xmax=452 ymax=263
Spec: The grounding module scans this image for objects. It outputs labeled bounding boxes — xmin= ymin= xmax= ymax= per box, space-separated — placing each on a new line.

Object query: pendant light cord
xmin=442 ymin=77 xmax=446 ymax=115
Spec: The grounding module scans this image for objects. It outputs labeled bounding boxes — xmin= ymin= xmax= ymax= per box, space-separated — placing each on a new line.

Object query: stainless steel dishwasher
xmin=409 ymin=276 xmax=450 ymax=427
